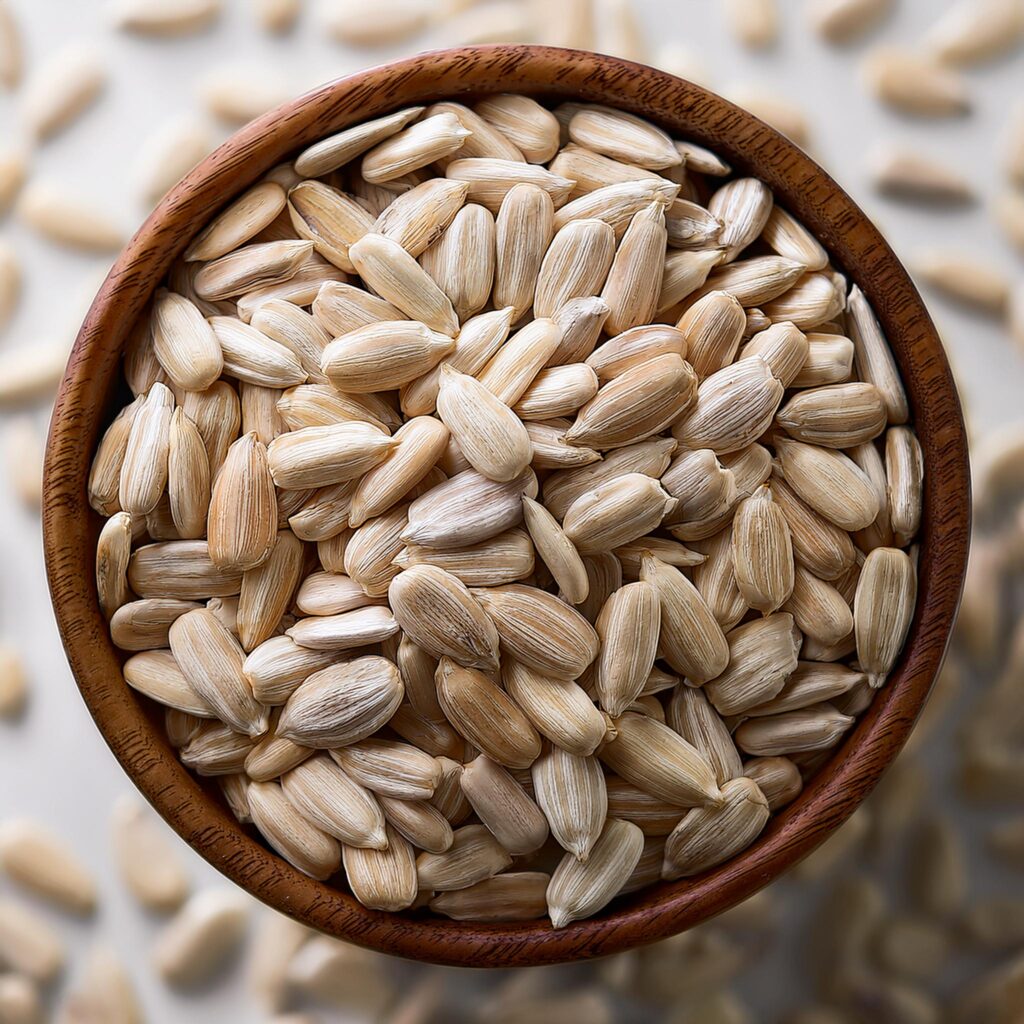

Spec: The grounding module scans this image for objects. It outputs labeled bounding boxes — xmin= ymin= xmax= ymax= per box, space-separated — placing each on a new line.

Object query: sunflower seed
xmin=532 ymin=745 xmax=608 ymax=861
xmin=153 ymin=889 xmax=250 ymax=987
xmin=0 ymin=820 xmax=96 ymax=915
xmin=863 ymin=47 xmax=970 ymax=116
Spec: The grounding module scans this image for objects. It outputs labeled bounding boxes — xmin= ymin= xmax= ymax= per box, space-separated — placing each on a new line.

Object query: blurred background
xmin=0 ymin=0 xmax=1022 ymax=1021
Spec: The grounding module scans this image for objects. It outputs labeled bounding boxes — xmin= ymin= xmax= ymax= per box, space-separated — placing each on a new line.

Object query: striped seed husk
xmin=110 ymin=598 xmax=200 ymax=651
xmin=605 ymin=775 xmax=686 ymax=836
xmin=181 ymin=382 xmax=241 ymax=480
xmin=658 ymin=249 xmax=724 ymax=312
xmin=566 ymin=105 xmax=680 ymax=170
xmin=640 ymin=554 xmax=729 ymax=684
xmin=286 ymin=605 xmax=399 ymax=651
xmin=435 ymin=657 xmax=541 ymax=769
xmin=616 ymin=538 xmax=704 ymax=577
xmin=169 ymin=607 xmax=269 ymax=736
xmin=846 ymin=284 xmax=909 ymax=424
xmin=185 ymin=182 xmax=287 ymax=262
xmin=207 ymin=433 xmax=278 ymax=572
xmin=534 ymin=218 xmax=616 ymax=319
xmin=276 ymin=383 xmax=395 ymax=434
xmin=461 ymin=755 xmax=550 ymax=855
xmin=244 ymin=718 xmax=312 ymax=782
xmin=389 ymin=564 xmax=499 ymax=671
xmin=343 ymin=825 xmax=418 ymax=912
xmin=378 ymin=795 xmax=454 ymax=855
xmin=848 ymin=439 xmax=894 ymax=552
xmin=521 ymin=495 xmax=589 ymax=604
xmin=594 ymin=581 xmax=660 ymax=717
xmin=419 ymin=203 xmax=496 ymax=322
xmin=429 ymin=872 xmax=549 ymax=922
xmin=502 ymin=659 xmax=609 ymax=758
xmin=237 ymin=530 xmax=305 ymax=651
xmin=343 ymin=504 xmax=410 ymax=597
xmin=742 ymin=755 xmax=803 ymax=811
xmin=563 ymin=473 xmax=676 ymax=554
xmin=96 ymin=511 xmax=133 ymax=621
xmin=549 ymin=143 xmax=662 ymax=197
xmin=512 ymin=363 xmax=599 ymax=421
xmin=395 ymin=527 xmax=535 ymax=588
xmin=294 ymin=107 xmax=424 ymax=178
xmin=693 ymin=254 xmax=807 ymax=308
xmin=547 ymin=295 xmax=611 ymax=365
xmin=361 ymin=113 xmax=471 ymax=184
xmin=286 ymin=180 xmax=374 ymax=273
xmin=194 ymin=240 xmax=313 ymax=301
xmin=885 ymin=425 xmax=924 ymax=547
xmin=769 ymin=475 xmax=857 ymax=580
xmin=209 ymin=316 xmax=307 ymax=387
xmin=150 ymin=289 xmax=224 ymax=392
xmin=416 ymin=824 xmax=512 ymax=892
xmin=444 ymin=157 xmax=575 ymax=213
xmin=426 ymin=101 xmax=526 ymax=163
xmin=240 ymin=382 xmax=284 ymax=447
xmin=179 ymin=721 xmax=255 ymax=775
xmin=601 ymin=201 xmax=668 ymax=334
xmin=312 ymin=279 xmax=407 ymax=336
xmin=678 ymin=290 xmax=746 ymax=381
xmin=122 ymin=649 xmax=214 ymax=718
xmin=704 ymin=613 xmax=801 ymax=717
xmin=268 ymin=422 xmax=396 ymax=490
xmin=474 ymin=583 xmax=599 ymax=680
xmin=119 ymin=382 xmax=173 ymax=516
xmin=277 ymin=656 xmax=403 ymax=747
xmin=708 ymin=177 xmax=773 ymax=262
xmin=784 ymin=563 xmax=854 ymax=647
xmin=375 ymin=178 xmax=469 ymax=257
xmin=475 ymin=94 xmax=561 ymax=163
xmin=429 ymin=756 xmax=472 ymax=822
xmin=599 ymin=712 xmax=722 ymax=807
xmin=763 ymin=271 xmax=846 ymax=330
xmin=89 ymin=395 xmax=144 ymax=516
xmin=493 ymin=183 xmax=555 ymax=320
xmin=585 ymin=324 xmax=686 ymax=383
xmin=792 ymin=332 xmax=854 ymax=388
xmin=761 ymin=205 xmax=829 ymax=271
xmin=553 ymin=178 xmax=679 ymax=240
xmin=128 ymin=539 xmax=242 ymax=600
xmin=546 ymin=817 xmax=644 ymax=928
xmin=330 ymin=739 xmax=441 ymax=801
xmin=475 ymin=318 xmax=567 ymax=406
xmin=662 ymin=448 xmax=736 ymax=532
xmin=287 ymin=482 xmax=356 ymax=542
xmin=532 ymin=745 xmax=608 ymax=862
xmin=854 ymin=546 xmax=916 ymax=688
xmin=738 ymin=321 xmax=810 ymax=387
xmin=731 ymin=483 xmax=795 ymax=614
xmin=662 ymin=777 xmax=770 ymax=879
xmin=744 ymin=661 xmax=866 ymax=717
xmin=685 ymin=528 xmax=747 ymax=633
xmin=566 ymin=353 xmax=697 ymax=450
xmin=734 ymin=703 xmax=855 ymax=757
xmin=777 ymin=382 xmax=887 ymax=448
xmin=667 ymin=686 xmax=744 ymax=785
xmin=250 ymin=301 xmax=331 ymax=385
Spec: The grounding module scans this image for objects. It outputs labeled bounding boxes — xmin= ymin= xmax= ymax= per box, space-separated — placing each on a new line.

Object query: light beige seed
xmin=0 ymin=242 xmax=19 ymax=331
xmin=277 ymin=656 xmax=402 ymax=747
xmin=668 ymin=686 xmax=743 ymax=785
xmin=445 ymin=157 xmax=576 ymax=212
xmin=122 ymin=649 xmax=214 ymax=717
xmin=429 ymin=872 xmax=549 ymax=922
xmin=276 ymin=383 xmax=394 ymax=434
xmin=119 ymin=382 xmax=173 ymax=516
xmin=503 ymin=660 xmax=608 ymax=758
xmin=662 ymin=776 xmax=769 ymax=879
xmin=870 ymin=145 xmax=974 ymax=203
xmin=128 ymin=539 xmax=243 ymax=600
xmin=724 ymin=0 xmax=778 ymax=48
xmin=88 ymin=397 xmax=143 ymax=516
xmin=791 ymin=332 xmax=854 ymax=388
xmin=532 ymin=746 xmax=607 ymax=861
xmin=362 ymin=113 xmax=471 ymax=184
xmin=0 ymin=899 xmax=65 ymax=982
xmin=0 ymin=144 xmax=27 ymax=214
xmin=312 ymin=280 xmax=405 ymax=337
xmin=601 ymin=712 xmax=722 ymax=807
xmin=785 ymin=563 xmax=854 ymax=647
xmin=133 ymin=115 xmax=215 ymax=208
xmin=687 ymin=526 xmax=747 ymax=630
xmin=854 ymin=546 xmax=916 ymax=688
xmin=436 ymin=365 xmax=531 ymax=483
xmin=207 ymin=433 xmax=277 ymax=572
xmin=513 ymin=364 xmax=599 ymax=421
xmin=461 ymin=755 xmax=549 ymax=855
xmin=348 ymin=233 xmax=458 ymax=335
xmin=738 ymin=321 xmax=810 ymax=387
xmin=769 ymin=475 xmax=856 ymax=581
xmin=913 ymin=249 xmax=1009 ymax=311
xmin=209 ymin=316 xmax=308 ymax=387
xmin=240 ymin=382 xmax=284 ymax=447
xmin=616 ymin=538 xmax=704 ymax=577
xmin=809 ymin=0 xmax=893 ymax=42
xmin=846 ymin=284 xmax=908 ymax=424
xmin=678 ymin=291 xmax=746 ymax=381
xmin=673 ymin=357 xmax=783 ymax=454
xmin=59 ymin=945 xmax=139 ymax=1023
xmin=96 ymin=512 xmax=133 ymax=621
xmin=185 ymin=182 xmax=286 ymax=262
xmin=553 ymin=178 xmax=679 ymax=238
xmin=110 ymin=795 xmax=189 ymax=913
xmin=393 ymin=636 xmax=443 ymax=724
xmin=924 ymin=0 xmax=1024 ymax=65
xmin=237 ymin=531 xmax=304 ymax=651
xmin=863 ymin=47 xmax=970 ymax=116
xmin=331 ymin=739 xmax=441 ymax=801
xmin=693 ymin=255 xmax=807 ymax=308
xmin=664 ymin=197 xmax=723 ymax=251
xmin=640 ymin=553 xmax=729 ymax=684
xmin=165 ymin=409 xmax=211 ymax=541
xmin=281 ymin=754 xmax=387 ymax=850
xmin=705 ymin=614 xmax=801 ymax=717
xmin=0 ymin=644 xmax=27 ymax=719
xmin=743 ymin=755 xmax=802 ymax=810
xmin=731 ymin=484 xmax=794 ymax=614
xmin=294 ymin=572 xmax=380 ymax=618
xmin=547 ymin=295 xmax=611 ymax=366
xmin=745 ymin=661 xmax=865 ymax=717
xmin=251 ymin=302 xmax=331 ymax=386
xmin=239 ymin=252 xmax=349 ymax=323
xmin=0 ymin=820 xmax=96 ymax=914
xmin=389 ymin=564 xmax=499 ymax=671
xmin=566 ymin=104 xmax=680 ymax=171
xmin=343 ymin=826 xmax=417 ymax=913
xmin=179 ymin=721 xmax=255 ymax=775
xmin=474 ymin=94 xmax=560 ymax=164
xmin=709 ymin=177 xmax=773 ymax=263
xmin=547 ymin=818 xmax=644 ymax=927
xmin=425 ymin=101 xmax=525 ymax=163
xmin=474 ymin=584 xmax=599 ymax=680
xmin=658 ymin=249 xmax=725 ymax=312
xmin=594 ymin=582 xmax=660 ymax=717
xmin=16 ymin=180 xmax=119 ymax=250
xmin=294 ymin=107 xmax=424 ymax=178
xmin=567 ymin=353 xmax=697 ymax=450
xmin=0 ymin=1 xmax=21 ymax=89
xmin=775 ymin=437 xmax=880 ymax=531
xmin=886 ymin=426 xmax=924 ymax=546
xmin=243 ymin=637 xmax=335 ymax=709
xmin=605 ymin=776 xmax=686 ymax=836
xmin=194 ymin=240 xmax=313 ymax=301
xmin=761 ymin=205 xmax=828 ymax=271
xmin=534 ymin=218 xmax=616 ymax=319
xmin=344 ymin=504 xmax=409 ymax=596
xmin=525 ymin=421 xmax=601 ymax=471
xmin=286 ymin=180 xmax=374 ymax=273
xmin=416 ymin=824 xmax=512 ymax=892
xmin=395 ymin=528 xmax=535 ymax=588
xmin=21 ymin=42 xmax=105 ymax=139
xmin=475 ymin=318 xmax=564 ymax=408
xmin=378 ymin=796 xmax=453 ymax=855
xmin=563 ymin=473 xmax=676 ymax=554
xmin=763 ymin=270 xmax=844 ymax=330
xmin=586 ymin=325 xmax=686 ymax=383
xmin=661 ymin=449 xmax=736 ymax=537
xmin=286 ymin=481 xmax=355 ymax=541
xmin=601 ymin=202 xmax=668 ymax=334
xmin=521 ymin=495 xmax=588 ymax=604
xmin=492 ymin=183 xmax=555 ymax=321
xmin=268 ymin=422 xmax=395 ymax=489
xmin=286 ymin=606 xmax=399 ymax=652
xmin=419 ymin=203 xmax=495 ymax=322
xmin=735 ymin=703 xmax=854 ymax=756
xmin=182 ymin=382 xmax=241 ymax=479
xmin=153 ymin=889 xmax=250 ymax=987
xmin=170 ymin=608 xmax=268 ymax=736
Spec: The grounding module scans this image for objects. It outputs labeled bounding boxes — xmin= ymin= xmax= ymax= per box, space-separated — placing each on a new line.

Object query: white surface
xmin=0 ymin=0 xmax=1021 ymax=1020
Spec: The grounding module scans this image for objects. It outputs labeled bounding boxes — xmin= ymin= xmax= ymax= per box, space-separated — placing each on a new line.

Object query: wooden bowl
xmin=42 ymin=45 xmax=970 ymax=968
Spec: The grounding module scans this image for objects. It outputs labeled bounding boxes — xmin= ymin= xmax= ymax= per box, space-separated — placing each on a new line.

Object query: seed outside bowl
xmin=42 ymin=45 xmax=969 ymax=968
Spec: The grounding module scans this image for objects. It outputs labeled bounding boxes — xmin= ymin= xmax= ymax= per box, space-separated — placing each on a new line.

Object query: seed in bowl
xmin=92 ymin=96 xmax=922 ymax=928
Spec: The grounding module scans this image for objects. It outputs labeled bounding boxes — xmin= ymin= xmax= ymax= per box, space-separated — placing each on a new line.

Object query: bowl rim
xmin=42 ymin=43 xmax=970 ymax=969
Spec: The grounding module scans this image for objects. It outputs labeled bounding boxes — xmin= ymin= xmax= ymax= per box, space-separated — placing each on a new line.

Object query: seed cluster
xmin=91 ymin=95 xmax=922 ymax=927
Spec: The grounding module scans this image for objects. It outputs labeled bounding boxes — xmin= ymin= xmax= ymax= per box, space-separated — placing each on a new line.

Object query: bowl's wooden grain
xmin=42 ymin=45 xmax=969 ymax=968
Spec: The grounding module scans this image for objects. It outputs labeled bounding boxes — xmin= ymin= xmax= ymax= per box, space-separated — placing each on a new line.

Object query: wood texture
xmin=41 ymin=45 xmax=970 ymax=968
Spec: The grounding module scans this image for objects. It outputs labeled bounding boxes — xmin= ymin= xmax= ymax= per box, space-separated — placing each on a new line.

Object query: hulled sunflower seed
xmin=248 ymin=779 xmax=342 ymax=880
xmin=343 ymin=826 xmax=418 ymax=912
xmin=362 ymin=113 xmax=471 ymax=185
xmin=446 ymin=157 xmax=575 ymax=213
xmin=563 ymin=473 xmax=676 ymax=554
xmin=522 ymin=495 xmax=589 ymax=604
xmin=601 ymin=201 xmax=668 ymax=334
xmin=96 ymin=512 xmax=133 ymax=621
xmin=294 ymin=108 xmax=424 ymax=178
xmin=885 ymin=425 xmax=924 ymax=547
xmin=566 ymin=105 xmax=680 ymax=171
xmin=416 ymin=823 xmax=512 ymax=891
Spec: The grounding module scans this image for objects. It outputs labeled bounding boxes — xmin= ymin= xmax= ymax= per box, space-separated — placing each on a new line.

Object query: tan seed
xmin=863 ymin=47 xmax=970 ymax=116
xmin=119 ymin=382 xmax=173 ymax=516
xmin=153 ymin=889 xmax=250 ymax=987
xmin=343 ymin=825 xmax=418 ymax=912
xmin=415 ymin=824 xmax=512 ymax=892
xmin=854 ymin=546 xmax=916 ymax=688
xmin=96 ymin=512 xmax=133 ymax=621
xmin=532 ymin=745 xmax=608 ymax=861
xmin=731 ymin=483 xmax=795 ymax=614
xmin=0 ymin=819 xmax=96 ymax=914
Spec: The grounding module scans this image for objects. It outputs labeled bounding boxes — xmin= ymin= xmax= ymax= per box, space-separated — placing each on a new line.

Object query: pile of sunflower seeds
xmin=90 ymin=95 xmax=922 ymax=928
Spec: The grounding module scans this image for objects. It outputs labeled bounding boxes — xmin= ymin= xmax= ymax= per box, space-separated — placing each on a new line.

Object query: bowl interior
xmin=42 ymin=44 xmax=970 ymax=968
